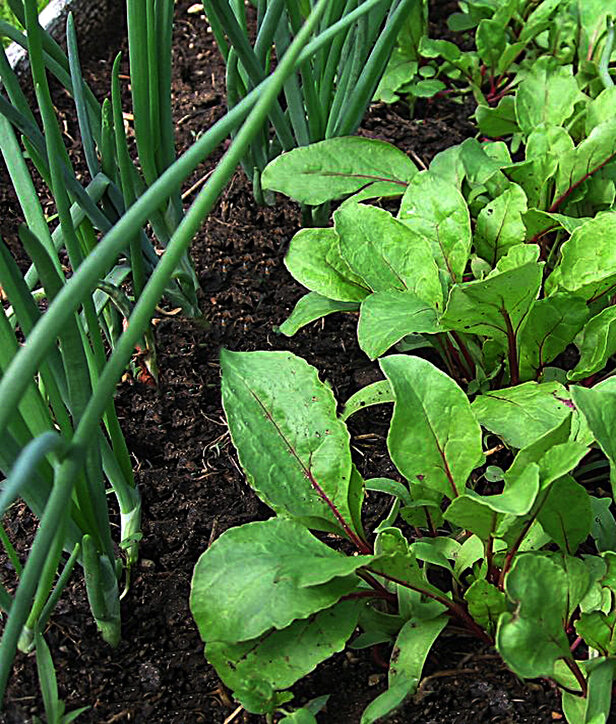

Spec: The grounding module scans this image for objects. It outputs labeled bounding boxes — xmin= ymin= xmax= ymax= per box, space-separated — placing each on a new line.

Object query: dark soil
xmin=2 ymin=1 xmax=563 ymax=722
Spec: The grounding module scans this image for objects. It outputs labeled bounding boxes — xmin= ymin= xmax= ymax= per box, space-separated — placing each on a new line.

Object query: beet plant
xmin=191 ymin=347 xmax=616 ymax=723
xmin=377 ymin=0 xmax=616 ymax=119
xmin=261 ymin=68 xmax=616 ymax=391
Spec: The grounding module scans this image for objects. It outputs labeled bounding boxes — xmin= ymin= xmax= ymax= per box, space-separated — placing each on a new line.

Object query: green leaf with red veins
xmin=220 ymin=349 xmax=362 ymax=538
xmin=440 ymin=262 xmax=542 ymax=356
xmin=397 ymin=171 xmax=471 ymax=286
xmin=518 ymin=293 xmax=589 ymax=382
xmin=474 ymin=183 xmax=528 ymax=266
xmin=380 ymin=355 xmax=483 ymax=499
xmin=472 ymin=381 xmax=574 ymax=449
xmin=261 ymin=136 xmax=416 ymax=205
xmin=333 ymin=203 xmax=443 ymax=309
xmin=552 ymin=121 xmax=616 ymax=214
xmin=515 ymin=58 xmax=583 ymax=135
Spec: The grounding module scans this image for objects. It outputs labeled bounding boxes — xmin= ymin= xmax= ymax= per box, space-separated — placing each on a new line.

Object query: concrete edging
xmin=6 ymin=0 xmax=118 ymax=72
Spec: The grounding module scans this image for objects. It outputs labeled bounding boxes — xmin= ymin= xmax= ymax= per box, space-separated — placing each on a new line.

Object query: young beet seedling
xmin=191 ymin=348 xmax=616 ymax=724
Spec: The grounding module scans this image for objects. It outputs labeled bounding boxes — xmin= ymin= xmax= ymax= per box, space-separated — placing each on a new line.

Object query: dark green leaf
xmin=497 ymin=554 xmax=571 ymax=678
xmin=518 ymin=293 xmax=589 ymax=381
xmin=576 ymin=611 xmax=616 ymax=657
xmin=206 ymin=599 xmax=362 ymax=714
xmin=537 ymin=475 xmax=592 ymax=554
xmin=464 ymin=579 xmax=507 ymax=636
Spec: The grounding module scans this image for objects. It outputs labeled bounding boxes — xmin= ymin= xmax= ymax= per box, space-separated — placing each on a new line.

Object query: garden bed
xmin=1 ymin=1 xmax=567 ymax=721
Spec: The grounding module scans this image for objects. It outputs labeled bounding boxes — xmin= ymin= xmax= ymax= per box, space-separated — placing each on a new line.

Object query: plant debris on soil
xmin=1 ymin=1 xmax=564 ymax=722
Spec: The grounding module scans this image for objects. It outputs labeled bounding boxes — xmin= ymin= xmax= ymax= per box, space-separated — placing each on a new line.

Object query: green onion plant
xmin=0 ymin=0 xmax=396 ymax=708
xmin=204 ymin=0 xmax=418 ymax=222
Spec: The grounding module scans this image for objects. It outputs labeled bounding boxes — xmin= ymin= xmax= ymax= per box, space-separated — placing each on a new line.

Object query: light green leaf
xmin=522 ymin=209 xmax=588 ymax=242
xmin=552 ymin=121 xmax=616 ymax=213
xmin=572 ymin=381 xmax=616 ymax=496
xmin=497 ymin=554 xmax=571 ymax=678
xmin=475 ymin=184 xmax=528 ymax=265
xmin=476 ymin=96 xmax=519 ymax=138
xmin=504 ymin=416 xmax=588 ymax=491
xmin=515 ymin=58 xmax=583 ymax=135
xmin=586 ymin=88 xmax=616 ymax=133
xmin=191 ymin=519 xmax=370 ymax=643
xmin=518 ymin=293 xmax=589 ymax=381
xmin=491 ymin=243 xmax=540 ymax=274
xmin=441 ymin=263 xmax=542 ymax=350
xmin=562 ymin=658 xmax=614 ymax=724
xmin=472 ymin=381 xmax=574 ymax=448
xmin=476 ymin=18 xmax=506 ymax=71
xmin=360 ymin=615 xmax=447 ymax=724
xmin=537 ymin=476 xmax=592 ymax=554
xmin=334 ymin=203 xmax=443 ymax=308
xmin=340 ymin=380 xmax=393 ymax=422
xmin=381 ymin=355 xmax=482 ymax=498
xmin=358 ymin=290 xmax=440 ymax=360
xmin=220 ymin=350 xmax=358 ymax=535
xmin=519 ymin=0 xmax=566 ymax=43
xmin=569 ymin=307 xmax=616 ymax=381
xmin=429 ymin=144 xmax=466 ymax=188
xmin=206 ymin=599 xmax=361 ymax=714
xmin=278 ymin=293 xmax=359 ymax=337
xmin=279 ymin=709 xmax=317 ymax=724
xmin=444 ymin=464 xmax=540 ymax=540
xmin=398 ymin=171 xmax=471 ymax=285
xmin=367 ymin=528 xmax=445 ymax=600
xmin=262 ymin=137 xmax=416 ymax=205
xmin=284 ymin=228 xmax=368 ymax=302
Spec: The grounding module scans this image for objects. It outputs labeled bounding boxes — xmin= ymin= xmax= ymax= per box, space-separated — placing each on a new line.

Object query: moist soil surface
xmin=2 ymin=1 xmax=564 ymax=722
